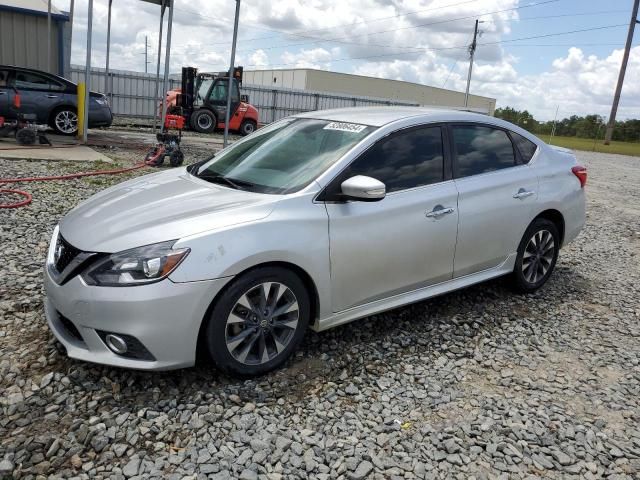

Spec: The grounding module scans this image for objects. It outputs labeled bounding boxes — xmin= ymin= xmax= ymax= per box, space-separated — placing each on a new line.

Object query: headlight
xmin=82 ymin=241 xmax=189 ymax=287
xmin=94 ymin=96 xmax=109 ymax=106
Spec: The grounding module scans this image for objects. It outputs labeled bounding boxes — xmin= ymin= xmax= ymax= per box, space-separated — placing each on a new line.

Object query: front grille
xmin=55 ymin=235 xmax=82 ymax=273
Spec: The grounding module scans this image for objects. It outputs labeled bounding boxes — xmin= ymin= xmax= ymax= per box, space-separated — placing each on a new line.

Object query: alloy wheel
xmin=225 ymin=282 xmax=299 ymax=365
xmin=55 ymin=110 xmax=78 ymax=134
xmin=522 ymin=229 xmax=555 ymax=284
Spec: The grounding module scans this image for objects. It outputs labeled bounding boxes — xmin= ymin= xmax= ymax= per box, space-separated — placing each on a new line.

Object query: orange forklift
xmin=165 ymin=66 xmax=259 ymax=136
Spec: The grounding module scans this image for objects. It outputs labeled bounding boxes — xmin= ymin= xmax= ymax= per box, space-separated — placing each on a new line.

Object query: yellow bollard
xmin=77 ymin=82 xmax=86 ymax=140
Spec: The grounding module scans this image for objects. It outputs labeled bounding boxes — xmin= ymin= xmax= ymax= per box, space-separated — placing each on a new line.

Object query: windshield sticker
xmin=323 ymin=122 xmax=367 ymax=133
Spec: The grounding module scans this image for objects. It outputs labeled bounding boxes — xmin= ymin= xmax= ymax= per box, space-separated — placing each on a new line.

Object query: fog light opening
xmin=105 ymin=334 xmax=128 ymax=354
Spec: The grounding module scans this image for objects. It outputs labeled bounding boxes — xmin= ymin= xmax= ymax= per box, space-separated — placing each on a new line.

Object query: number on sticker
xmin=323 ymin=122 xmax=367 ymax=133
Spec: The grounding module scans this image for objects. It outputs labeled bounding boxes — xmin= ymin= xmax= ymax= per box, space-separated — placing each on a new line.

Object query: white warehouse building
xmin=244 ymin=68 xmax=496 ymax=115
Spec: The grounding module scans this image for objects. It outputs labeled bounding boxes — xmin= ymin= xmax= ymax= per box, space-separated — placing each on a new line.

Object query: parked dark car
xmin=0 ymin=65 xmax=112 ymax=135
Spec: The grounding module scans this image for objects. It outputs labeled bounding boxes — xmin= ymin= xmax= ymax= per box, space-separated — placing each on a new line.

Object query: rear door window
xmin=452 ymin=125 xmax=516 ymax=178
xmin=14 ymin=71 xmax=65 ymax=91
xmin=510 ymin=131 xmax=538 ymax=164
xmin=0 ymin=69 xmax=10 ymax=88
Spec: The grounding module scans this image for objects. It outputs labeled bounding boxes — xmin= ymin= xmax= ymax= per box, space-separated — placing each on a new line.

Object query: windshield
xmin=196 ymin=78 xmax=213 ymax=104
xmin=194 ymin=118 xmax=376 ymax=194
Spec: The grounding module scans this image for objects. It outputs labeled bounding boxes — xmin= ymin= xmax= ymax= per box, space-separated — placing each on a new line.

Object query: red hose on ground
xmin=0 ymin=157 xmax=160 ymax=209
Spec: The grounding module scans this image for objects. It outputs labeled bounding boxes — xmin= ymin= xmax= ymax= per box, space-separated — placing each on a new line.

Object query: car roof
xmin=293 ymin=106 xmax=542 ymax=145
xmin=0 ymin=64 xmax=74 ymax=85
xmin=293 ymin=106 xmax=496 ymax=127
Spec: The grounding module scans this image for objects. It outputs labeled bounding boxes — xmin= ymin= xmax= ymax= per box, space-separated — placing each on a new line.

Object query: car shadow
xmin=40 ymin=264 xmax=591 ymax=412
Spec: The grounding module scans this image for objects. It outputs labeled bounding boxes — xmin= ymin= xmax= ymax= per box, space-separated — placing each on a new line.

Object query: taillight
xmin=572 ymin=165 xmax=587 ymax=188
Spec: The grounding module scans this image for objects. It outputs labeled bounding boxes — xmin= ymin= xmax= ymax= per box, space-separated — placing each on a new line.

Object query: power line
xmin=181 ymin=0 xmax=481 ymax=47
xmin=232 ymin=0 xmax=562 ymax=55
xmin=198 ymin=23 xmax=627 ymax=70
xmin=171 ymin=0 xmax=562 ymax=53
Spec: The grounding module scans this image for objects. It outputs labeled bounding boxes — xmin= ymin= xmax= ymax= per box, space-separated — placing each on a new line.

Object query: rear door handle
xmin=46 ymin=95 xmax=59 ymax=99
xmin=513 ymin=189 xmax=535 ymax=199
xmin=426 ymin=206 xmax=455 ymax=218
xmin=0 ymin=91 xmax=7 ymax=95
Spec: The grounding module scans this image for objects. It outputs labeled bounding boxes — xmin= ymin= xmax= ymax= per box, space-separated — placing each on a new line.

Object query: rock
xmin=45 ymin=439 xmax=60 ymax=458
xmin=443 ymin=438 xmax=460 ymax=454
xmin=551 ymin=450 xmax=574 ymax=466
xmin=0 ymin=460 xmax=14 ymax=474
xmin=70 ymin=454 xmax=82 ymax=469
xmin=239 ymin=469 xmax=258 ymax=480
xmin=345 ymin=384 xmax=359 ymax=395
xmin=350 ymin=460 xmax=373 ymax=479
xmin=122 ymin=458 xmax=141 ymax=477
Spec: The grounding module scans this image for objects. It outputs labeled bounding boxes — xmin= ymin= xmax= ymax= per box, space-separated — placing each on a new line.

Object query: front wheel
xmin=191 ymin=109 xmax=217 ymax=134
xmin=239 ymin=119 xmax=256 ymax=136
xmin=204 ymin=267 xmax=310 ymax=377
xmin=510 ymin=218 xmax=560 ymax=293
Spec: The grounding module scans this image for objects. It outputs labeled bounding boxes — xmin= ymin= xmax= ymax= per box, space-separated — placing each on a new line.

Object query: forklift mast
xmin=180 ymin=67 xmax=197 ymax=112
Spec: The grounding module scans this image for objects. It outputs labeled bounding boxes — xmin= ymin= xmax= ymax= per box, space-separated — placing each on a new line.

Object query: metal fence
xmin=69 ymin=66 xmax=419 ymax=123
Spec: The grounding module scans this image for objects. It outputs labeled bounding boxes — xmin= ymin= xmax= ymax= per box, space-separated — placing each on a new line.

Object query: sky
xmin=55 ymin=0 xmax=639 ymax=121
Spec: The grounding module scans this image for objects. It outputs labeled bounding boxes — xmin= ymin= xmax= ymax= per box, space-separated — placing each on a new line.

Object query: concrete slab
xmin=0 ymin=144 xmax=114 ymax=163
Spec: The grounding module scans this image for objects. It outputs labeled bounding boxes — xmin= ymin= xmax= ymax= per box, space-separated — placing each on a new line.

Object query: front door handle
xmin=426 ymin=206 xmax=455 ymax=218
xmin=46 ymin=95 xmax=59 ymax=99
xmin=0 ymin=91 xmax=7 ymax=96
xmin=513 ymin=188 xmax=535 ymax=199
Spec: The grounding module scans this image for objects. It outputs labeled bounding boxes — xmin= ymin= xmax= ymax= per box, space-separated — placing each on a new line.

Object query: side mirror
xmin=240 ymin=94 xmax=249 ymax=103
xmin=340 ymin=175 xmax=386 ymax=202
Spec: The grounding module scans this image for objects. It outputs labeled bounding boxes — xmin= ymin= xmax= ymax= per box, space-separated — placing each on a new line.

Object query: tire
xmin=239 ymin=119 xmax=257 ymax=136
xmin=15 ymin=128 xmax=36 ymax=145
xmin=510 ymin=218 xmax=560 ymax=293
xmin=50 ymin=107 xmax=78 ymax=135
xmin=191 ymin=109 xmax=217 ymax=134
xmin=204 ymin=267 xmax=310 ymax=377
xmin=169 ymin=150 xmax=184 ymax=167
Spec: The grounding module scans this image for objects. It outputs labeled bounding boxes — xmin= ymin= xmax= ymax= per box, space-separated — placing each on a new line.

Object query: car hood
xmin=59 ymin=168 xmax=280 ymax=253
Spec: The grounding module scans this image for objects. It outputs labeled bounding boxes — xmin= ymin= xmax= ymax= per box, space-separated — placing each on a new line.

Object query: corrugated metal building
xmin=0 ymin=0 xmax=70 ymax=75
xmin=244 ymin=68 xmax=496 ymax=115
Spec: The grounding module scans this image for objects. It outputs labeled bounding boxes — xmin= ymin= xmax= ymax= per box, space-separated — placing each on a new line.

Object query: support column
xmin=153 ymin=1 xmax=166 ymax=131
xmin=82 ymin=0 xmax=93 ymax=144
xmin=105 ymin=0 xmax=113 ymax=101
xmin=160 ymin=0 xmax=174 ymax=134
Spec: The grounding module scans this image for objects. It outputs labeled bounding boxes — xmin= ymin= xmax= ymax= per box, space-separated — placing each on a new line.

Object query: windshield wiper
xmin=197 ymin=172 xmax=256 ymax=190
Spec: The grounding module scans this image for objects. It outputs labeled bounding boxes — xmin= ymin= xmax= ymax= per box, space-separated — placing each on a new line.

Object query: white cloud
xmin=355 ymin=46 xmax=640 ymax=120
xmin=280 ymin=48 xmax=338 ymax=69
xmin=53 ymin=0 xmax=638 ymax=120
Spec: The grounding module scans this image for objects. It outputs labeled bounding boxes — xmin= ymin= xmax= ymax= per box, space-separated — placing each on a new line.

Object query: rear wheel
xmin=511 ymin=218 xmax=560 ymax=293
xmin=239 ymin=119 xmax=257 ymax=136
xmin=169 ymin=150 xmax=184 ymax=167
xmin=204 ymin=267 xmax=310 ymax=377
xmin=191 ymin=109 xmax=216 ymax=134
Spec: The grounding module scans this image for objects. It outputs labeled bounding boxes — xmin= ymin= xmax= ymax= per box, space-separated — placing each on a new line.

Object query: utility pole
xmin=464 ymin=19 xmax=480 ymax=108
xmin=604 ymin=0 xmax=639 ymax=145
xmin=47 ymin=0 xmax=52 ymax=72
xmin=224 ymin=0 xmax=241 ymax=148
xmin=145 ymin=36 xmax=149 ymax=73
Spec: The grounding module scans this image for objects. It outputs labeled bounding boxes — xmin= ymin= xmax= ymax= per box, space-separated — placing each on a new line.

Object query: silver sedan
xmin=44 ymin=107 xmax=586 ymax=376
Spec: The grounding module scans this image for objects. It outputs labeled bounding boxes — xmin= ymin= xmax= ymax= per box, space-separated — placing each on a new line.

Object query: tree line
xmin=494 ymin=107 xmax=640 ymax=143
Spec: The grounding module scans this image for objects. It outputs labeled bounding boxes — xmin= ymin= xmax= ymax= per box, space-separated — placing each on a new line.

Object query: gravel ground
xmin=1 ymin=150 xmax=639 ymax=480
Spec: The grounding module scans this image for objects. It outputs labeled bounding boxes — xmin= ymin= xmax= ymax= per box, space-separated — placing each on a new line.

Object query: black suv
xmin=0 ymin=65 xmax=112 ymax=135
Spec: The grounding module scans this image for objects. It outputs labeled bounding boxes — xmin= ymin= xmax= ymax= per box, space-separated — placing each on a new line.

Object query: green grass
xmin=536 ymin=135 xmax=640 ymax=157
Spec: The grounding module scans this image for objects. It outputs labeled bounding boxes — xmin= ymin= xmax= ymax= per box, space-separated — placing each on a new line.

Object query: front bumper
xmin=43 ymin=267 xmax=230 ymax=370
xmin=88 ymin=105 xmax=113 ymax=128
